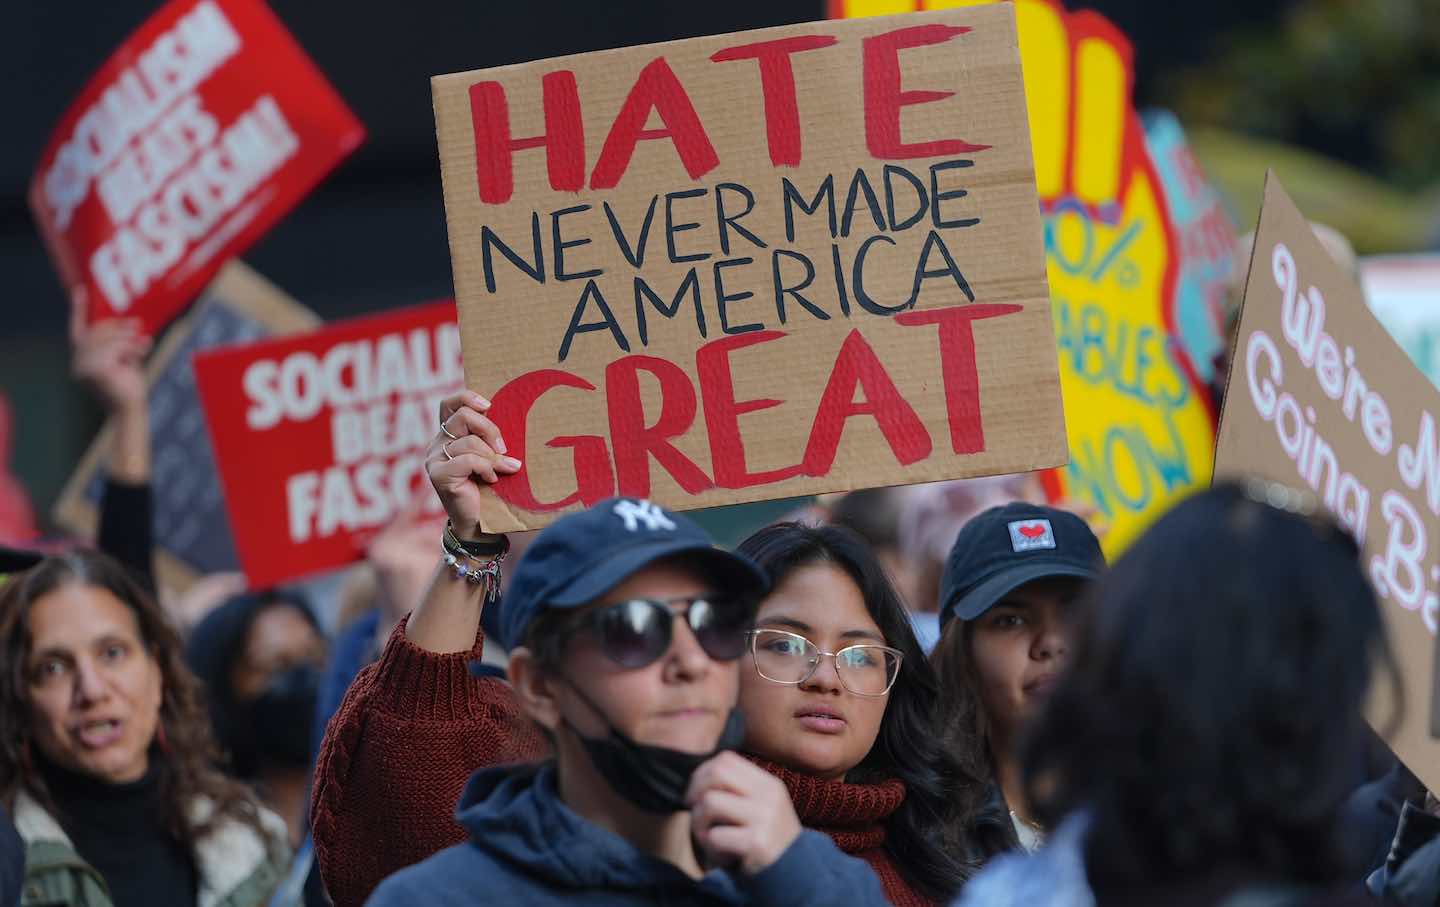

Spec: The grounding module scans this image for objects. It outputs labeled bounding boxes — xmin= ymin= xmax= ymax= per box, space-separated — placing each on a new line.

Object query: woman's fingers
xmin=685 ymin=752 xmax=800 ymax=876
xmin=689 ymin=789 xmax=750 ymax=831
xmin=427 ymin=434 xmax=521 ymax=471
xmin=429 ymin=450 xmax=500 ymax=485
xmin=427 ymin=440 xmax=522 ymax=484
xmin=694 ymin=824 xmax=750 ymax=863
xmin=686 ymin=752 xmax=755 ymax=801
xmin=68 ymin=288 xmax=88 ymax=344
xmin=439 ymin=435 xmax=506 ymax=465
xmin=437 ymin=390 xmax=491 ymax=425
xmin=442 ymin=405 xmax=506 ymax=455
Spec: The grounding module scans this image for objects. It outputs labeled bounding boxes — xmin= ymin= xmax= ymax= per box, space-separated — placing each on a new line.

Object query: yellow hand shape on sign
xmin=835 ymin=0 xmax=1217 ymax=552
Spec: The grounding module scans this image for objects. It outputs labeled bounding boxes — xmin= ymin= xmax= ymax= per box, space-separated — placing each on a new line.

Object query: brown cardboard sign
xmin=1214 ymin=172 xmax=1440 ymax=789
xmin=55 ymin=260 xmax=319 ymax=593
xmin=432 ymin=5 xmax=1066 ymax=533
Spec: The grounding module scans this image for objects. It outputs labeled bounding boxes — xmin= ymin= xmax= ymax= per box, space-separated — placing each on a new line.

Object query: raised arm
xmin=71 ymin=289 xmax=155 ymax=591
xmin=309 ymin=390 xmax=545 ymax=907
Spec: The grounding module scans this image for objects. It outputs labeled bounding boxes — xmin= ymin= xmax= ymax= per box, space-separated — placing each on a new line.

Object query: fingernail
xmin=502 ymin=456 xmax=522 ymax=470
xmin=495 ymin=436 xmax=508 ymax=455
xmin=472 ymin=394 xmax=491 ymax=409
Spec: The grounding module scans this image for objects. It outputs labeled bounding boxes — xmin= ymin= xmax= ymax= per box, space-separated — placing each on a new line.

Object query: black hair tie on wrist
xmin=445 ymin=521 xmax=510 ymax=558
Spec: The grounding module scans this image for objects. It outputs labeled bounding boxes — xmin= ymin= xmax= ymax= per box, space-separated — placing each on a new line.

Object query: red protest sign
xmin=30 ymin=0 xmax=364 ymax=335
xmin=194 ymin=302 xmax=460 ymax=588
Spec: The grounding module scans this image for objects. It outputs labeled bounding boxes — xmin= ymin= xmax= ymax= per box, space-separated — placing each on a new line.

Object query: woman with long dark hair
xmin=735 ymin=523 xmax=979 ymax=904
xmin=929 ymin=503 xmax=1103 ymax=858
xmin=0 ymin=551 xmax=288 ymax=907
xmin=959 ymin=482 xmax=1396 ymax=906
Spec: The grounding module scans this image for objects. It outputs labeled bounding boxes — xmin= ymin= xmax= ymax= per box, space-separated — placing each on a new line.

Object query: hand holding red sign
xmin=69 ymin=289 xmax=152 ymax=415
xmin=30 ymin=0 xmax=364 ymax=335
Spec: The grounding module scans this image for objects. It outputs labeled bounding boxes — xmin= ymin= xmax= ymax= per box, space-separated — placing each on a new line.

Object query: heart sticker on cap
xmin=1008 ymin=519 xmax=1056 ymax=552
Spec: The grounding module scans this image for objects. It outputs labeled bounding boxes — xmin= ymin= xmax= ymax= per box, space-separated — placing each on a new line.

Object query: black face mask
xmin=246 ymin=663 xmax=320 ymax=767
xmin=563 ymin=682 xmax=746 ymax=814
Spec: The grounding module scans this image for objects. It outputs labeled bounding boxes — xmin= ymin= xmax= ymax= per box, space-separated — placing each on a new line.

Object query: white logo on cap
xmin=1008 ymin=519 xmax=1056 ymax=553
xmin=614 ymin=499 xmax=676 ymax=532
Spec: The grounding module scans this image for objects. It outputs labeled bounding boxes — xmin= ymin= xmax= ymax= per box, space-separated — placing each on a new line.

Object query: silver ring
xmin=439 ymin=419 xmax=460 ymax=442
xmin=442 ymin=439 xmax=456 ymax=461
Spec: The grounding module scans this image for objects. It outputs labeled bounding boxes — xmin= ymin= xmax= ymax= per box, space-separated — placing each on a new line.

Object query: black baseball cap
xmin=497 ymin=497 xmax=768 ymax=651
xmin=938 ymin=502 xmax=1103 ymax=629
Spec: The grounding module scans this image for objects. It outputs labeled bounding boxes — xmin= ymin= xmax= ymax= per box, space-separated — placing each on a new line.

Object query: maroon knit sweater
xmin=749 ymin=757 xmax=938 ymax=907
xmin=310 ymin=620 xmax=547 ymax=907
xmin=311 ymin=621 xmax=925 ymax=906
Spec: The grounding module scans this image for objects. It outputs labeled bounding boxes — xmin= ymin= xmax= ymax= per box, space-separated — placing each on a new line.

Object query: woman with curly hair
xmin=1 ymin=551 xmax=288 ymax=907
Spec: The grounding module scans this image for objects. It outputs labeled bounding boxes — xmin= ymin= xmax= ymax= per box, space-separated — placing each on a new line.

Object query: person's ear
xmin=508 ymin=647 xmax=561 ymax=732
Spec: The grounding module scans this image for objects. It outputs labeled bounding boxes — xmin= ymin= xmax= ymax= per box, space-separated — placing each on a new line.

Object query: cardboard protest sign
xmin=432 ymin=5 xmax=1066 ymax=533
xmin=835 ymin=0 xmax=1218 ymax=553
xmin=55 ymin=261 xmax=319 ymax=593
xmin=194 ymin=302 xmax=460 ymax=588
xmin=29 ymin=0 xmax=364 ymax=336
xmin=1214 ymin=173 xmax=1440 ymax=792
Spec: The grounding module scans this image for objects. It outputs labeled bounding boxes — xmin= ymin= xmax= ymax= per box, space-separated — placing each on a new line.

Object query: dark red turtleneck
xmin=748 ymin=757 xmax=938 ymax=907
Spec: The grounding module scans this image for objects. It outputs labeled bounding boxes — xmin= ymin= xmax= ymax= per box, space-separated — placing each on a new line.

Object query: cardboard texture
xmin=29 ymin=0 xmax=364 ymax=336
xmin=834 ymin=0 xmax=1217 ymax=557
xmin=54 ymin=261 xmax=319 ymax=593
xmin=1214 ymin=173 xmax=1440 ymax=792
xmin=432 ymin=5 xmax=1065 ymax=533
xmin=193 ymin=301 xmax=461 ymax=588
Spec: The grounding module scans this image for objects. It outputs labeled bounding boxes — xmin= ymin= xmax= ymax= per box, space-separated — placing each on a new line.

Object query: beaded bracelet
xmin=441 ymin=536 xmax=508 ymax=605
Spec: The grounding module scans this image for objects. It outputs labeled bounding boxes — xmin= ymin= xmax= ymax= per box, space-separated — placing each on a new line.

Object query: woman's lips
xmin=74 ymin=718 xmax=124 ymax=749
xmin=794 ymin=705 xmax=847 ymax=734
xmin=658 ymin=708 xmax=713 ymax=720
xmin=1025 ymin=673 xmax=1059 ymax=696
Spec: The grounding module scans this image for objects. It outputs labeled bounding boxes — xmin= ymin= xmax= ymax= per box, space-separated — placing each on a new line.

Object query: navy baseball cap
xmin=497 ymin=497 xmax=768 ymax=651
xmin=938 ymin=502 xmax=1103 ymax=629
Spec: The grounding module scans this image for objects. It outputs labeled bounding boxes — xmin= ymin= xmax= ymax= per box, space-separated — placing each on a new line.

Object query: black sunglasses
xmin=563 ymin=596 xmax=753 ymax=668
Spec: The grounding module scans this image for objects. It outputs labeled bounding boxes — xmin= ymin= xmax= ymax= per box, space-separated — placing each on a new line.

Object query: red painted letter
xmin=710 ymin=36 xmax=837 ymax=167
xmin=862 ymin=25 xmax=991 ymax=159
xmin=590 ymin=58 xmax=719 ymax=190
xmin=470 ymin=72 xmax=585 ymax=204
xmin=802 ymin=330 xmax=930 ymax=476
xmin=489 ymin=369 xmax=614 ymax=511
xmin=696 ymin=332 xmax=804 ymax=489
xmin=606 ymin=356 xmax=713 ymax=498
xmin=895 ymin=303 xmax=1022 ymax=454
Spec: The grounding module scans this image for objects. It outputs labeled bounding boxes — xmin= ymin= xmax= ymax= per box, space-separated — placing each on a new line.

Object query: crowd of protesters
xmin=4 ymin=272 xmax=1440 ymax=907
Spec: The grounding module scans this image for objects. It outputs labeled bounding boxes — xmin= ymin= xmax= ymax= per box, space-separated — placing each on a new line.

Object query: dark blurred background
xmin=8 ymin=0 xmax=1435 ymax=525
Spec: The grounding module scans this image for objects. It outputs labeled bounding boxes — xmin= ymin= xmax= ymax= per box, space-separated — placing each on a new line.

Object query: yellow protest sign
xmin=835 ymin=0 xmax=1217 ymax=551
